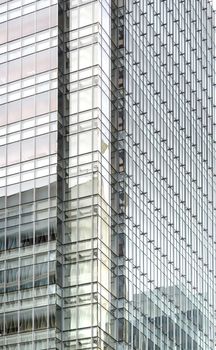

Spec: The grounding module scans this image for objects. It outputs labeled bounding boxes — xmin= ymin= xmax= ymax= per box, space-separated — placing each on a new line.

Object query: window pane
xmin=78 ymin=305 xmax=92 ymax=328
xmin=7 ymin=142 xmax=20 ymax=165
xmin=6 ymin=268 xmax=18 ymax=292
xmin=20 ymin=265 xmax=33 ymax=290
xmin=50 ymin=5 xmax=58 ymax=28
xmin=0 ymin=228 xmax=5 ymax=253
xmin=34 ymin=263 xmax=48 ymax=287
xmin=35 ymin=219 xmax=48 ymax=244
xmin=22 ymin=54 xmax=36 ymax=78
xmin=22 ymin=12 xmax=35 ymax=37
xmin=50 ymin=89 xmax=57 ymax=112
xmin=79 ymin=217 xmax=92 ymax=240
xmin=35 ymin=184 xmax=48 ymax=201
xmin=36 ymin=49 xmax=50 ymax=74
xmin=0 ymin=146 xmax=6 ymax=167
xmin=79 ymin=131 xmax=92 ymax=154
xmin=6 ymin=226 xmax=19 ymax=250
xmin=0 ymin=104 xmax=7 ymax=126
xmin=78 ymin=261 xmax=91 ymax=284
xmin=5 ymin=312 xmax=18 ymax=334
xmin=80 ymin=3 xmax=93 ymax=27
xmin=20 ymin=223 xmax=33 ymax=247
xmin=22 ymin=96 xmax=35 ymax=120
xmin=8 ymin=18 xmax=21 ymax=41
xmin=34 ymin=307 xmax=47 ymax=330
xmin=50 ymin=47 xmax=58 ymax=70
xmin=0 ymin=270 xmax=4 ymax=293
xmin=79 ymin=88 xmax=92 ymax=112
xmin=79 ymin=46 xmax=93 ymax=69
xmin=21 ymin=138 xmax=34 ymax=162
xmin=50 ymin=132 xmax=57 ymax=154
xmin=36 ymin=8 xmax=49 ymax=32
xmin=36 ymin=134 xmax=49 ymax=158
xmin=8 ymin=59 xmax=21 ymax=82
xmin=0 ymin=63 xmax=7 ymax=85
xmin=8 ymin=100 xmax=21 ymax=124
xmin=36 ymin=92 xmax=49 ymax=116
xmin=0 ymin=22 xmax=7 ymax=44
xmin=20 ymin=309 xmax=32 ymax=332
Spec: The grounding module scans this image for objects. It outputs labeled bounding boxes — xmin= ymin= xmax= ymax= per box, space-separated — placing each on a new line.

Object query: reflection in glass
xmin=5 ymin=312 xmax=18 ymax=334
xmin=20 ymin=309 xmax=32 ymax=332
xmin=21 ymin=138 xmax=34 ymax=162
xmin=36 ymin=134 xmax=49 ymax=158
xmin=7 ymin=142 xmax=20 ymax=165
xmin=34 ymin=307 xmax=47 ymax=330
xmin=8 ymin=100 xmax=21 ymax=124
xmin=22 ymin=96 xmax=35 ymax=120
xmin=6 ymin=268 xmax=18 ymax=292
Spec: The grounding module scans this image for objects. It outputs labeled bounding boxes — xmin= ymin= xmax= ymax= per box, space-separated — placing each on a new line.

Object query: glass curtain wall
xmin=112 ymin=0 xmax=215 ymax=349
xmin=62 ymin=0 xmax=116 ymax=349
xmin=0 ymin=0 xmax=61 ymax=349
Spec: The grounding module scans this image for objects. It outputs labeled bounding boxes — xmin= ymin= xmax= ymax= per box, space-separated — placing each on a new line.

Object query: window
xmin=79 ymin=46 xmax=93 ymax=70
xmin=20 ymin=265 xmax=33 ymax=290
xmin=8 ymin=59 xmax=21 ymax=82
xmin=36 ymin=7 xmax=49 ymax=32
xmin=0 ymin=146 xmax=6 ymax=167
xmin=35 ymin=219 xmax=48 ymax=244
xmin=22 ymin=54 xmax=36 ymax=78
xmin=7 ymin=142 xmax=20 ymax=165
xmin=22 ymin=12 xmax=35 ymax=37
xmin=0 ymin=22 xmax=7 ymax=44
xmin=5 ymin=312 xmax=18 ymax=334
xmin=0 ymin=63 xmax=7 ymax=85
xmin=36 ymin=134 xmax=49 ymax=158
xmin=8 ymin=18 xmax=21 ymax=41
xmin=6 ymin=268 xmax=18 ymax=293
xmin=34 ymin=263 xmax=48 ymax=287
xmin=80 ymin=3 xmax=94 ymax=27
xmin=22 ymin=96 xmax=35 ymax=120
xmin=79 ymin=131 xmax=92 ymax=154
xmin=34 ymin=307 xmax=47 ymax=330
xmin=36 ymin=50 xmax=50 ymax=74
xmin=0 ymin=270 xmax=4 ymax=294
xmin=20 ymin=309 xmax=32 ymax=332
xmin=20 ymin=223 xmax=33 ymax=247
xmin=0 ymin=104 xmax=7 ymax=126
xmin=36 ymin=92 xmax=49 ymax=116
xmin=8 ymin=100 xmax=21 ymax=124
xmin=21 ymin=138 xmax=35 ymax=162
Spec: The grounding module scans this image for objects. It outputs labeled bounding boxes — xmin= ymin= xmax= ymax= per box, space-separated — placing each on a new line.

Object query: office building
xmin=0 ymin=0 xmax=215 ymax=349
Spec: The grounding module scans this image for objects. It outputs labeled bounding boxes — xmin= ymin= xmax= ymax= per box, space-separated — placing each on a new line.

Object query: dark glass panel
xmin=0 ymin=270 xmax=4 ymax=293
xmin=34 ymin=263 xmax=48 ymax=287
xmin=6 ymin=268 xmax=18 ymax=292
xmin=35 ymin=219 xmax=48 ymax=244
xmin=34 ymin=307 xmax=47 ymax=330
xmin=5 ymin=312 xmax=18 ymax=334
xmin=20 ymin=309 xmax=32 ymax=332
xmin=20 ymin=265 xmax=33 ymax=290
xmin=6 ymin=227 xmax=19 ymax=250
xmin=0 ymin=229 xmax=4 ymax=252
xmin=20 ymin=223 xmax=33 ymax=247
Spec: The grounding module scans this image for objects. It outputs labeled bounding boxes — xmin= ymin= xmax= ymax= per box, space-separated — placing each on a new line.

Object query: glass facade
xmin=0 ymin=0 xmax=215 ymax=349
xmin=0 ymin=0 xmax=61 ymax=349
xmin=110 ymin=0 xmax=215 ymax=349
